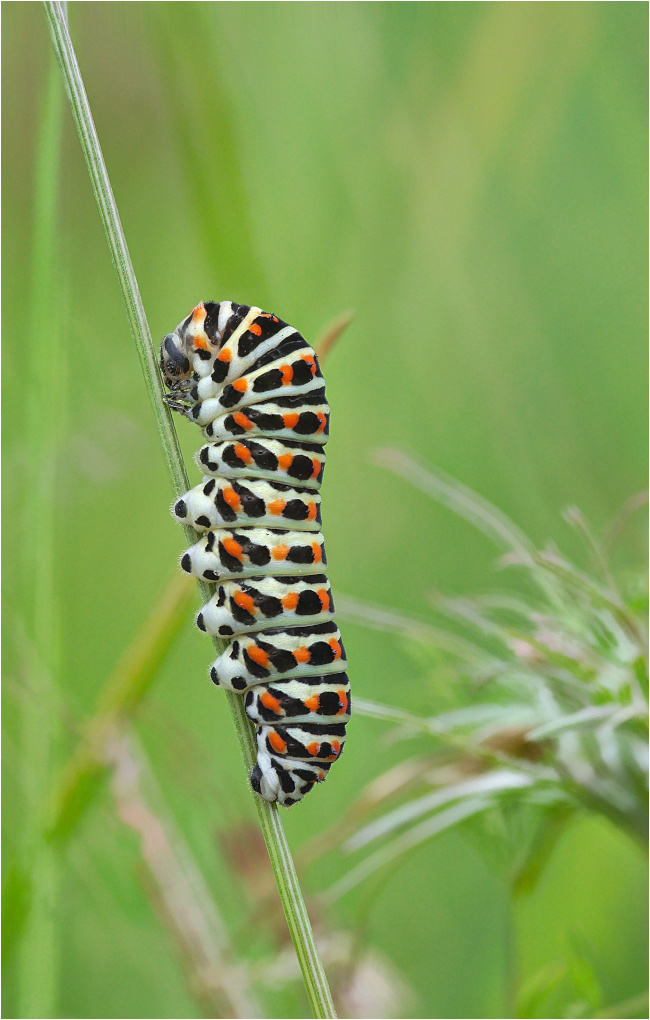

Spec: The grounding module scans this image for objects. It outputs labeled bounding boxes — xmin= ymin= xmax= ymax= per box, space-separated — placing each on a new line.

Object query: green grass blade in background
xmin=42 ymin=3 xmax=337 ymax=1015
xmin=108 ymin=728 xmax=262 ymax=1019
xmin=15 ymin=36 xmax=66 ymax=1019
xmin=48 ymin=572 xmax=194 ymax=844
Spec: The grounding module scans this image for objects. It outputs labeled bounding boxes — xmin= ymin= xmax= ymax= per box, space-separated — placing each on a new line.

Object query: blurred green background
xmin=3 ymin=3 xmax=647 ymax=1018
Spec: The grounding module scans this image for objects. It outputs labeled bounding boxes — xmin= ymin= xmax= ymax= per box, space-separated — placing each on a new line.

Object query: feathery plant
xmin=328 ymin=450 xmax=647 ymax=883
xmin=316 ymin=448 xmax=647 ymax=1015
xmin=43 ymin=4 xmax=336 ymax=1016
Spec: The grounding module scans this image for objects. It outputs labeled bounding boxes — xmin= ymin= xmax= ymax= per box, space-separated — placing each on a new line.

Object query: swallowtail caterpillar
xmin=160 ymin=301 xmax=349 ymax=806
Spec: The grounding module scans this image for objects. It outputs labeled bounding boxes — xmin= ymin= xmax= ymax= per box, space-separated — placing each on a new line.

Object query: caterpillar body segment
xmin=180 ymin=527 xmax=326 ymax=584
xmin=161 ymin=300 xmax=349 ymax=806
xmin=258 ymin=722 xmax=347 ymax=763
xmin=209 ymin=621 xmax=346 ymax=691
xmin=244 ymin=674 xmax=351 ymax=726
xmin=173 ymin=476 xmax=322 ymax=534
xmin=196 ymin=575 xmax=336 ymax=639
xmin=195 ymin=438 xmax=326 ymax=489
xmin=203 ymin=393 xmax=329 ymax=445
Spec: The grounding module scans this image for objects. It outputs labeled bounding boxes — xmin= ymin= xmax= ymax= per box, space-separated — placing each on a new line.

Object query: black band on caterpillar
xmin=161 ymin=301 xmax=349 ymax=806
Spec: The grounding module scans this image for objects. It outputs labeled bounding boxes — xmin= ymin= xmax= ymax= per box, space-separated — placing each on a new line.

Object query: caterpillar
xmin=160 ymin=301 xmax=350 ymax=806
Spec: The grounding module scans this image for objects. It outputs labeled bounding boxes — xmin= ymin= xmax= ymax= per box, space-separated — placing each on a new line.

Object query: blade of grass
xmin=324 ymin=797 xmax=492 ymax=903
xmin=16 ymin=23 xmax=67 ymax=1015
xmin=43 ymin=4 xmax=337 ymax=1015
xmin=342 ymin=771 xmax=536 ymax=854
xmin=593 ymin=990 xmax=650 ymax=1019
xmin=374 ymin=447 xmax=536 ymax=564
xmin=48 ymin=571 xmax=195 ymax=844
xmin=353 ymin=697 xmax=537 ymax=754
xmin=107 ymin=728 xmax=262 ymax=1020
xmin=334 ymin=591 xmax=495 ymax=666
xmin=314 ymin=309 xmax=355 ymax=364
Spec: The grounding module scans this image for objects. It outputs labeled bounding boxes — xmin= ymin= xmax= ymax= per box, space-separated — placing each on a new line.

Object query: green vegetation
xmin=3 ymin=3 xmax=647 ymax=1018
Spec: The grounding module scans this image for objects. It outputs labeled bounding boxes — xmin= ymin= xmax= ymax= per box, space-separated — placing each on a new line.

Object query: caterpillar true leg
xmin=163 ymin=397 xmax=193 ymax=414
xmin=160 ymin=301 xmax=349 ymax=806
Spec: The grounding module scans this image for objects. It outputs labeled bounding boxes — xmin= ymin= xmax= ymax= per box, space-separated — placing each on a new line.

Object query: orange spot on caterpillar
xmin=293 ymin=646 xmax=311 ymax=664
xmin=222 ymin=537 xmax=243 ymax=560
xmin=325 ymin=740 xmax=341 ymax=761
xmin=337 ymin=690 xmax=348 ymax=715
xmin=280 ymin=364 xmax=293 ymax=386
xmin=217 ymin=348 xmax=231 ymax=362
xmin=304 ymin=694 xmax=320 ymax=712
xmin=247 ymin=645 xmax=269 ymax=668
xmin=317 ymin=770 xmax=325 ymax=781
xmin=233 ymin=413 xmax=253 ymax=432
xmin=311 ymin=542 xmax=322 ymax=563
xmin=328 ymin=638 xmax=342 ymax=659
xmin=311 ymin=459 xmax=320 ymax=479
xmin=222 ymin=487 xmax=242 ymax=512
xmin=278 ymin=453 xmax=293 ymax=471
xmin=316 ymin=413 xmax=327 ymax=433
xmin=307 ymin=502 xmax=317 ymax=520
xmin=250 ymin=323 xmax=263 ymax=336
xmin=232 ymin=378 xmax=248 ymax=393
xmin=302 ymin=354 xmax=316 ymax=376
xmin=267 ymin=499 xmax=286 ymax=516
xmin=317 ymin=588 xmax=330 ymax=611
xmin=272 ymin=544 xmax=289 ymax=560
xmin=189 ymin=304 xmax=208 ymax=348
xmin=268 ymin=730 xmax=287 ymax=754
xmin=233 ymin=442 xmax=252 ymax=463
xmin=261 ymin=691 xmax=282 ymax=714
xmin=281 ymin=592 xmax=299 ymax=610
xmin=283 ymin=413 xmax=299 ymax=429
xmin=307 ymin=742 xmax=320 ymax=756
xmin=233 ymin=591 xmax=256 ymax=614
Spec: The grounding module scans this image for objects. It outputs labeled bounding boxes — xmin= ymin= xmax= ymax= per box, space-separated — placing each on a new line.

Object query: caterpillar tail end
xmin=250 ymin=750 xmax=319 ymax=807
xmin=250 ymin=751 xmax=282 ymax=803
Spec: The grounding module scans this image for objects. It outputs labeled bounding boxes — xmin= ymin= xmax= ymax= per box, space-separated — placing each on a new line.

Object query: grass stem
xmin=43 ymin=3 xmax=337 ymax=1015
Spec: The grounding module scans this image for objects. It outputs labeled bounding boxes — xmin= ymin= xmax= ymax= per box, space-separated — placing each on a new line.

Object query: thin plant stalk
xmin=17 ymin=35 xmax=66 ymax=1019
xmin=314 ymin=309 xmax=355 ymax=363
xmin=43 ymin=4 xmax=336 ymax=1016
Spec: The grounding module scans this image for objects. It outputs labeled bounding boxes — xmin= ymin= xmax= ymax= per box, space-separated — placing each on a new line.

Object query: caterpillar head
xmin=160 ymin=330 xmax=191 ymax=387
xmin=160 ymin=302 xmax=226 ymax=388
